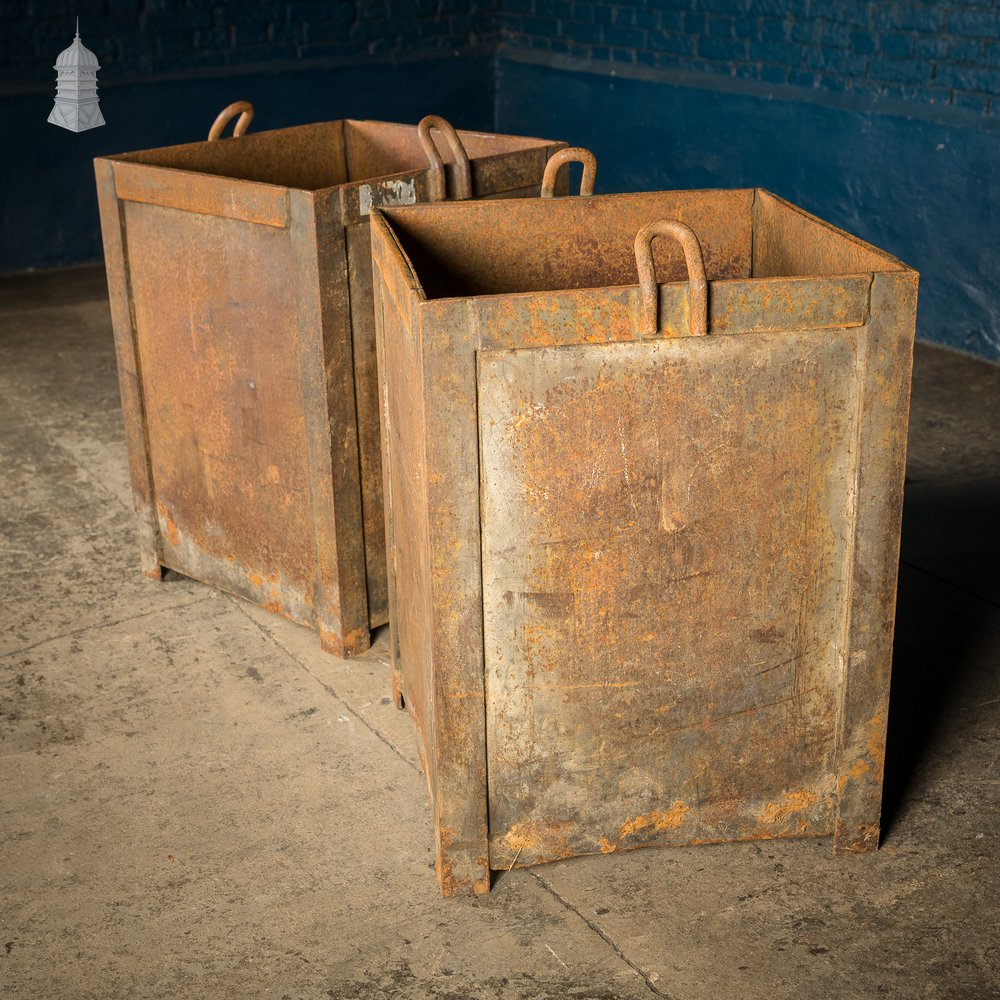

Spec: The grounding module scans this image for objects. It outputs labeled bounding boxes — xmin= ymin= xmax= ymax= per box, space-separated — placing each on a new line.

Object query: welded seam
xmin=232 ymin=601 xmax=419 ymax=773
xmin=528 ymin=870 xmax=677 ymax=1000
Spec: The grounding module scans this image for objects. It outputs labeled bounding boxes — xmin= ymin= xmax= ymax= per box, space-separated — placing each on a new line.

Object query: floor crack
xmin=232 ymin=602 xmax=419 ymax=774
xmin=0 ymin=595 xmax=214 ymax=660
xmin=528 ymin=869 xmax=677 ymax=1000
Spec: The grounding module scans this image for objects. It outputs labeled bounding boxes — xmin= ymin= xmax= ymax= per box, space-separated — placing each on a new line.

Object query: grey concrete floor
xmin=1 ymin=267 xmax=997 ymax=999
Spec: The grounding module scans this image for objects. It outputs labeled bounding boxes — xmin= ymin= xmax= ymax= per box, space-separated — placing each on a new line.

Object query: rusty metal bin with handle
xmin=370 ymin=188 xmax=918 ymax=895
xmin=94 ymin=103 xmax=567 ymax=657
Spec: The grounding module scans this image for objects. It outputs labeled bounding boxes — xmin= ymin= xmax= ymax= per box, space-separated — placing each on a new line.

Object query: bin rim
xmin=372 ymin=187 xmax=917 ymax=307
xmin=94 ymin=117 xmax=564 ymax=197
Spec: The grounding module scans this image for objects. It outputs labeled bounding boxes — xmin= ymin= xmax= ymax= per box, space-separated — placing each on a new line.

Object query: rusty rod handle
xmin=541 ymin=147 xmax=597 ymax=198
xmin=417 ymin=115 xmax=473 ymax=202
xmin=634 ymin=220 xmax=709 ymax=338
xmin=208 ymin=101 xmax=254 ymax=141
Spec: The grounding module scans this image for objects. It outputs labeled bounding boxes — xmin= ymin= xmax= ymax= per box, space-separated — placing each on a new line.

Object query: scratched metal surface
xmin=479 ymin=330 xmax=861 ymax=868
xmin=371 ymin=188 xmax=917 ymax=895
xmin=97 ymin=117 xmax=565 ymax=657
xmin=125 ymin=202 xmax=316 ymax=623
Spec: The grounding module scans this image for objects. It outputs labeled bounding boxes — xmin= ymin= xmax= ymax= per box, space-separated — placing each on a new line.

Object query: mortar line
xmin=0 ymin=595 xmax=215 ymax=660
xmin=232 ymin=602 xmax=419 ymax=773
xmin=528 ymin=869 xmax=676 ymax=1000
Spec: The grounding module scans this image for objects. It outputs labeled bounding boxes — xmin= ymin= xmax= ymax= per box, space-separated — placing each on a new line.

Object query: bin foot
xmin=391 ymin=666 xmax=405 ymax=710
xmin=832 ymin=820 xmax=880 ymax=855
xmin=318 ymin=623 xmax=371 ymax=659
xmin=435 ymin=845 xmax=491 ymax=897
xmin=141 ymin=561 xmax=164 ymax=581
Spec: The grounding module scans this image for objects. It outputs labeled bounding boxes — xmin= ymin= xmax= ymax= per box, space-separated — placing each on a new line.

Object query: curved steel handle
xmin=208 ymin=101 xmax=254 ymax=141
xmin=634 ymin=220 xmax=709 ymax=337
xmin=417 ymin=115 xmax=472 ymax=202
xmin=541 ymin=147 xmax=597 ymax=198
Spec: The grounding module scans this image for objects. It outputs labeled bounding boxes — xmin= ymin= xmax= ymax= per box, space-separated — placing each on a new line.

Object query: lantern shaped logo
xmin=48 ymin=19 xmax=105 ymax=132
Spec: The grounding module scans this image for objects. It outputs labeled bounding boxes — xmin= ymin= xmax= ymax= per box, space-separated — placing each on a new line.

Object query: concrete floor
xmin=1 ymin=267 xmax=997 ymax=999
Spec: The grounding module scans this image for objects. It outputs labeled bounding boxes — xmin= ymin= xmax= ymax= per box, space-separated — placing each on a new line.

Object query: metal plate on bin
xmin=127 ymin=202 xmax=317 ymax=622
xmin=478 ymin=329 xmax=862 ymax=867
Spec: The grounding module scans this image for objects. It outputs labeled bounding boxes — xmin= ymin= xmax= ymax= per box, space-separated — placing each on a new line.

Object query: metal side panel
xmin=478 ymin=328 xmax=863 ymax=869
xmin=125 ymin=200 xmax=317 ymax=624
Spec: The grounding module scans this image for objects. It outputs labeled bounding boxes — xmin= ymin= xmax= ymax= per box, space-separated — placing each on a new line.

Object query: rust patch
xmin=156 ymin=502 xmax=180 ymax=547
xmin=759 ymin=790 xmax=819 ymax=825
xmin=502 ymin=818 xmax=575 ymax=856
xmin=850 ymin=758 xmax=871 ymax=779
xmin=620 ymin=801 xmax=690 ymax=839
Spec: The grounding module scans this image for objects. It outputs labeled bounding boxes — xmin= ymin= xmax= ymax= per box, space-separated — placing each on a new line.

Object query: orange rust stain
xmin=157 ymin=503 xmax=180 ymax=546
xmin=759 ymin=789 xmax=819 ymax=825
xmin=597 ymin=837 xmax=617 ymax=855
xmin=868 ymin=715 xmax=886 ymax=759
xmin=850 ymin=758 xmax=871 ymax=779
xmin=619 ymin=800 xmax=690 ymax=839
xmin=502 ymin=818 xmax=575 ymax=855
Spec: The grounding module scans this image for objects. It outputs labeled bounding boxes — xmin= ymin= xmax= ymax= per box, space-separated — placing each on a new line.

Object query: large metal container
xmin=370 ymin=189 xmax=918 ymax=895
xmin=95 ymin=104 xmax=566 ymax=656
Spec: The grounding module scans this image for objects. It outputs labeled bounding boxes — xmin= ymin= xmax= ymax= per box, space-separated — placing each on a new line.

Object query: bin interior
xmin=381 ymin=188 xmax=907 ymax=300
xmin=115 ymin=119 xmax=554 ymax=193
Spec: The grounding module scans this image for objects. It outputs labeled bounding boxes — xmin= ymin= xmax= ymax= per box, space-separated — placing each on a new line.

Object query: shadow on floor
xmin=881 ymin=474 xmax=1000 ymax=839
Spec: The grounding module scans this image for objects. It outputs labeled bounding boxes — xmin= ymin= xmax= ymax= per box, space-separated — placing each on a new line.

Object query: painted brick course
xmin=498 ymin=1 xmax=1000 ymax=116
xmin=0 ymin=0 xmax=498 ymax=88
xmin=8 ymin=1 xmax=1000 ymax=118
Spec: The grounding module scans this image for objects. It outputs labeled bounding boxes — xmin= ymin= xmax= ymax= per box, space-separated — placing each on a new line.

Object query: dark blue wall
xmin=498 ymin=1 xmax=1000 ymax=117
xmin=495 ymin=54 xmax=1000 ymax=361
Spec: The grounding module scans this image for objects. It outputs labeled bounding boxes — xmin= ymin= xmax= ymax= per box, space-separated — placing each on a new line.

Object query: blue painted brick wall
xmin=0 ymin=0 xmax=498 ymax=89
xmin=498 ymin=1 xmax=1000 ymax=117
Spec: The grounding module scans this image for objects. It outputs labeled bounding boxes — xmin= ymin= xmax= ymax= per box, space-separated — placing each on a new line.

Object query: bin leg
xmin=290 ymin=190 xmax=371 ymax=661
xmin=318 ymin=622 xmax=371 ymax=659
xmin=390 ymin=662 xmax=405 ymax=710
xmin=95 ymin=159 xmax=166 ymax=587
xmin=831 ymin=271 xmax=916 ymax=857
xmin=141 ymin=558 xmax=163 ymax=581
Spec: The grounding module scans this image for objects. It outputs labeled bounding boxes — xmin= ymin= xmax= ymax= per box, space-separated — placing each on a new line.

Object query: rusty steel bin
xmin=370 ymin=189 xmax=918 ymax=895
xmin=95 ymin=104 xmax=566 ymax=656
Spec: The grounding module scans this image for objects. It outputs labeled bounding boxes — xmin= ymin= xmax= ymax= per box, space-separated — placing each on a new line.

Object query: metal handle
xmin=541 ymin=147 xmax=597 ymax=198
xmin=634 ymin=220 xmax=709 ymax=338
xmin=208 ymin=101 xmax=254 ymax=141
xmin=417 ymin=115 xmax=472 ymax=202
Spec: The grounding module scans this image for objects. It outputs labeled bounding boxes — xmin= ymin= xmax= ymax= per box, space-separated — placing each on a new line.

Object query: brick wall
xmin=0 ymin=0 xmax=498 ymax=88
xmin=8 ymin=1 xmax=999 ymax=116
xmin=498 ymin=1 xmax=1000 ymax=116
